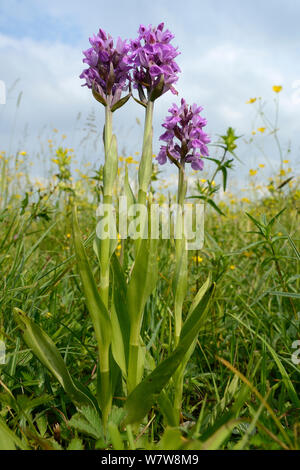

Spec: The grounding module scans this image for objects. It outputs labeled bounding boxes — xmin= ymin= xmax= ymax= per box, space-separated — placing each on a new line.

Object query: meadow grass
xmin=0 ymin=148 xmax=299 ymax=450
xmin=0 ymin=85 xmax=299 ymax=450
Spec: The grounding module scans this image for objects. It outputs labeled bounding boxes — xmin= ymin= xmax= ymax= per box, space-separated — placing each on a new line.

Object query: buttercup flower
xmin=272 ymin=85 xmax=282 ymax=93
xmin=157 ymin=98 xmax=210 ymax=170
xmin=129 ymin=23 xmax=181 ymax=102
xmin=80 ymin=29 xmax=131 ymax=108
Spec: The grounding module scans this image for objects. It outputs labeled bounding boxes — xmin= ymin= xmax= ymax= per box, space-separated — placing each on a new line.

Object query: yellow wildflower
xmin=283 ymin=160 xmax=289 ymax=164
xmin=249 ymin=169 xmax=257 ymax=176
xmin=19 ymin=151 xmax=27 ymax=156
xmin=272 ymin=85 xmax=282 ymax=93
xmin=246 ymin=98 xmax=257 ymax=104
xmin=125 ymin=156 xmax=138 ymax=164
xmin=259 ymin=164 xmax=265 ymax=168
xmin=192 ymin=255 xmax=203 ymax=263
xmin=229 ymin=265 xmax=236 ymax=270
xmin=257 ymin=127 xmax=266 ymax=133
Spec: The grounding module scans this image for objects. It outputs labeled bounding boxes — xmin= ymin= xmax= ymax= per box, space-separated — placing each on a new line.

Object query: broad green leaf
xmin=14 ymin=308 xmax=95 ymax=410
xmin=127 ymin=237 xmax=158 ymax=325
xmin=171 ymin=274 xmax=213 ymax=419
xmin=73 ymin=207 xmax=114 ymax=422
xmin=126 ymin=236 xmax=158 ymax=391
xmin=110 ymin=254 xmax=130 ymax=376
xmin=157 ymin=427 xmax=184 ymax=450
xmin=72 ymin=207 xmax=112 ymax=352
xmin=157 ymin=391 xmax=178 ymax=427
xmin=0 ymin=418 xmax=18 ymax=450
xmin=188 ymin=273 xmax=212 ymax=318
xmin=124 ymin=284 xmax=215 ymax=424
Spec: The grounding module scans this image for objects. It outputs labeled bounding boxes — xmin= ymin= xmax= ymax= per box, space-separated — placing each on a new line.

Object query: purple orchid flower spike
xmin=129 ymin=22 xmax=181 ymax=105
xmin=157 ymin=98 xmax=210 ymax=170
xmin=80 ymin=29 xmax=132 ymax=111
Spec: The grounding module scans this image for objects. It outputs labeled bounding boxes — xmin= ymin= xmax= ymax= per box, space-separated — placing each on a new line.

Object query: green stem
xmin=98 ymin=345 xmax=111 ymax=431
xmin=173 ymin=163 xmax=188 ymax=425
xmin=100 ymin=106 xmax=113 ymax=308
xmin=136 ymin=101 xmax=154 ymax=248
xmin=97 ymin=105 xmax=115 ymax=427
xmin=104 ymin=105 xmax=113 ymax=160
xmin=174 ymin=164 xmax=187 ymax=344
xmin=138 ymin=101 xmax=154 ymax=198
xmin=127 ymin=102 xmax=154 ymax=394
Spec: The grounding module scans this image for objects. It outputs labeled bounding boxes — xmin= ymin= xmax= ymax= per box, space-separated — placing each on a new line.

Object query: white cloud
xmin=0 ymin=3 xmax=299 ymax=185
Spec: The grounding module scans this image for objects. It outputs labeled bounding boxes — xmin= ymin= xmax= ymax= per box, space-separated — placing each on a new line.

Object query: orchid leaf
xmin=124 ymin=284 xmax=215 ymax=424
xmin=13 ymin=308 xmax=96 ymax=411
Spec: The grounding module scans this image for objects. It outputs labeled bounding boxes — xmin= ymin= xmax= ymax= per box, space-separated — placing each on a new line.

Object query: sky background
xmin=0 ymin=0 xmax=299 ymax=188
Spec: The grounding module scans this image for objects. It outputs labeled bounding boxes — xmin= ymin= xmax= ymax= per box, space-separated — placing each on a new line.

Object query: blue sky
xmin=0 ymin=0 xmax=299 ymax=186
